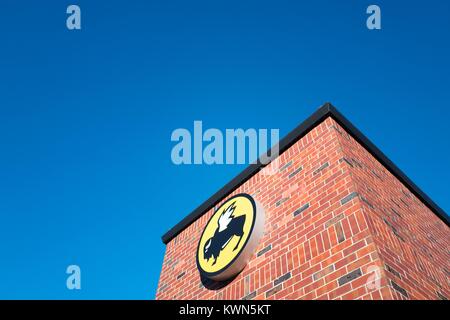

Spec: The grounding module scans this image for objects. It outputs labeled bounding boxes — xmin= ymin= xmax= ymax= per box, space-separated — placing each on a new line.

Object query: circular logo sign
xmin=196 ymin=193 xmax=265 ymax=281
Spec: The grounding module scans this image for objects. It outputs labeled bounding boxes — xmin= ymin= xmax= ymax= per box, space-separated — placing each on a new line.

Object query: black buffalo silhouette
xmin=204 ymin=203 xmax=246 ymax=266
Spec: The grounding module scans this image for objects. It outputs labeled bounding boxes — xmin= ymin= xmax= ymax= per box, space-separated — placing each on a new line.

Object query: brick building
xmin=157 ymin=103 xmax=449 ymax=300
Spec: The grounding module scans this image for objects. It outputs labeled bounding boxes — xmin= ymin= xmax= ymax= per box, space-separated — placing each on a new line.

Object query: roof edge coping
xmin=161 ymin=103 xmax=448 ymax=244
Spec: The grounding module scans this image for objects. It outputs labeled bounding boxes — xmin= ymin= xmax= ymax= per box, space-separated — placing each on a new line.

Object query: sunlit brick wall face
xmin=156 ymin=117 xmax=449 ymax=300
xmin=333 ymin=124 xmax=450 ymax=300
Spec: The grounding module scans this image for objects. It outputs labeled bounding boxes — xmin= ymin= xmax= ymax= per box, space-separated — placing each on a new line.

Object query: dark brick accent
xmin=400 ymin=198 xmax=409 ymax=208
xmin=383 ymin=217 xmax=394 ymax=229
xmin=324 ymin=213 xmax=344 ymax=228
xmin=257 ymin=244 xmax=272 ymax=257
xmin=437 ymin=292 xmax=448 ymax=300
xmin=313 ymin=162 xmax=329 ymax=175
xmin=274 ymin=272 xmax=291 ymax=286
xmin=275 ymin=197 xmax=289 ymax=207
xmin=391 ymin=208 xmax=402 ymax=218
xmin=313 ymin=265 xmax=335 ymax=281
xmin=242 ymin=291 xmax=257 ymax=300
xmin=244 ymin=275 xmax=250 ymax=295
xmin=339 ymin=157 xmax=354 ymax=167
xmin=338 ymin=268 xmax=362 ymax=286
xmin=444 ymin=268 xmax=450 ymax=277
xmin=385 ymin=264 xmax=401 ymax=279
xmin=393 ymin=230 xmax=405 ymax=242
xmin=371 ymin=169 xmax=383 ymax=180
xmin=288 ymin=167 xmax=303 ymax=179
xmin=164 ymin=258 xmax=172 ymax=266
xmin=279 ymin=161 xmax=292 ymax=172
xmin=293 ymin=203 xmax=310 ymax=217
xmin=391 ymin=280 xmax=408 ymax=298
xmin=176 ymin=272 xmax=186 ymax=280
xmin=340 ymin=192 xmax=359 ymax=205
xmin=383 ymin=218 xmax=404 ymax=241
xmin=360 ymin=196 xmax=374 ymax=209
xmin=351 ymin=158 xmax=364 ymax=168
xmin=265 ymin=284 xmax=283 ymax=298
xmin=331 ymin=125 xmax=343 ymax=135
xmin=335 ymin=222 xmax=345 ymax=243
xmin=158 ymin=283 xmax=168 ymax=293
xmin=391 ymin=199 xmax=401 ymax=208
xmin=427 ymin=234 xmax=437 ymax=243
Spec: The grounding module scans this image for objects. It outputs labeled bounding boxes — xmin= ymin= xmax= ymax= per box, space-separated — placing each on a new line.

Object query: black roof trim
xmin=162 ymin=103 xmax=449 ymax=244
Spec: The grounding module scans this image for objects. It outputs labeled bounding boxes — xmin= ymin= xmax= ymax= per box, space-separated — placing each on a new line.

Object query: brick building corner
xmin=156 ymin=103 xmax=450 ymax=300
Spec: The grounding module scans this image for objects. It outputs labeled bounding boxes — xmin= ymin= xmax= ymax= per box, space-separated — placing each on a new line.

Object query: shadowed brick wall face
xmin=156 ymin=117 xmax=450 ymax=300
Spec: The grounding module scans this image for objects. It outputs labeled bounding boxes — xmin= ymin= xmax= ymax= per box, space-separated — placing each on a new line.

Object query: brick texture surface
xmin=156 ymin=117 xmax=450 ymax=300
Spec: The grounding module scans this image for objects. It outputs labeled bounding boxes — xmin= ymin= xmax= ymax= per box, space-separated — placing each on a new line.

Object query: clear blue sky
xmin=0 ymin=0 xmax=449 ymax=299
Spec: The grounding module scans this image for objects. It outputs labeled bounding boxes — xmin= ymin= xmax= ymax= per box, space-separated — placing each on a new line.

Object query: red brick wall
xmin=333 ymin=123 xmax=450 ymax=299
xmin=156 ymin=117 xmax=449 ymax=300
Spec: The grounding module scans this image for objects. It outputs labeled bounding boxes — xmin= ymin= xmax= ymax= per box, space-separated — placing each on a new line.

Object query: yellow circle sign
xmin=196 ymin=193 xmax=265 ymax=281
